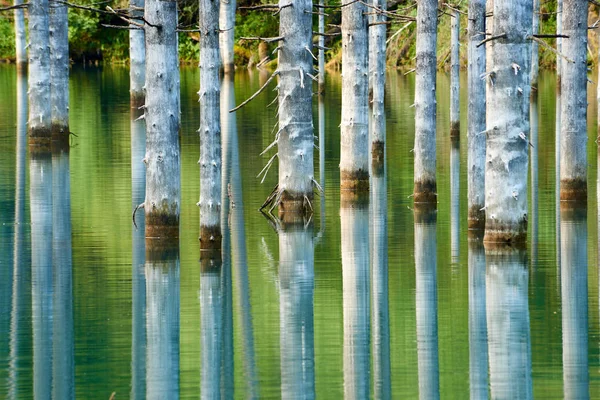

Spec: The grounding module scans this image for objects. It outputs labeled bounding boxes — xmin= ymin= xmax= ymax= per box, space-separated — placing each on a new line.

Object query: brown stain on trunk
xmin=414 ymin=179 xmax=437 ymax=204
xmin=278 ymin=190 xmax=314 ymax=217
xmin=146 ymin=210 xmax=179 ymax=239
xmin=29 ymin=126 xmax=52 ymax=151
xmin=199 ymin=225 xmax=223 ymax=251
xmin=340 ymin=190 xmax=369 ymax=210
xmin=483 ymin=217 xmax=527 ymax=246
xmin=200 ymin=248 xmax=222 ymax=273
xmin=560 ymin=178 xmax=587 ymax=202
xmin=340 ymin=169 xmax=369 ymax=192
xmin=51 ymin=124 xmax=70 ymax=152
xmin=130 ymin=93 xmax=145 ymax=110
xmin=371 ymin=141 xmax=385 ymax=174
xmin=468 ymin=205 xmax=486 ymax=230
xmin=450 ymin=121 xmax=460 ymax=138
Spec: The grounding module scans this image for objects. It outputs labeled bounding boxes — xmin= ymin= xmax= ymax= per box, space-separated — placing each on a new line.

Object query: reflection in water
xmin=414 ymin=205 xmax=439 ymax=400
xmin=51 ymin=150 xmax=75 ymax=399
xmin=467 ymin=234 xmax=488 ymax=399
xmin=450 ymin=138 xmax=460 ymax=263
xmin=145 ymin=239 xmax=180 ymax=400
xmin=486 ymin=246 xmax=532 ymax=400
xmin=131 ymin=108 xmax=146 ymax=399
xmin=278 ymin=221 xmax=315 ymax=399
xmin=530 ymin=94 xmax=539 ymax=264
xmin=560 ymin=205 xmax=589 ymax=399
xmin=341 ymin=195 xmax=370 ymax=399
xmin=370 ymin=161 xmax=390 ymax=400
xmin=318 ymin=97 xmax=325 ymax=233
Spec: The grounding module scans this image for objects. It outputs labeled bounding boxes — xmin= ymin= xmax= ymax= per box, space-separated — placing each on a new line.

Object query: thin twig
xmin=0 ymin=3 xmax=28 ymax=11
xmin=239 ymin=36 xmax=284 ymax=43
xmin=528 ymin=35 xmax=574 ymax=63
xmin=476 ymin=33 xmax=507 ymax=48
xmin=230 ymin=71 xmax=280 ymax=113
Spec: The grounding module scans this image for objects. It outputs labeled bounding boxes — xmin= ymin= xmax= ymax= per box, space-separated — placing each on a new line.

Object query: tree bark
xmin=341 ymin=0 xmax=369 ymax=191
xmin=277 ymin=0 xmax=315 ymax=214
xmin=219 ymin=0 xmax=236 ymax=73
xmin=28 ymin=0 xmax=52 ymax=149
xmin=530 ymin=0 xmax=539 ymax=88
xmin=560 ymin=0 xmax=588 ymax=201
xmin=450 ymin=9 xmax=460 ymax=137
xmin=413 ymin=0 xmax=437 ymax=203
xmin=369 ymin=0 xmax=386 ymax=166
xmin=484 ymin=0 xmax=532 ymax=244
xmin=467 ymin=0 xmax=486 ymax=229
xmin=49 ymin=0 xmax=70 ymax=146
xmin=129 ymin=0 xmax=146 ymax=107
xmin=144 ymin=0 xmax=181 ymax=238
xmin=199 ymin=0 xmax=222 ymax=249
xmin=14 ymin=0 xmax=27 ymax=70
xmin=318 ymin=0 xmax=325 ymax=92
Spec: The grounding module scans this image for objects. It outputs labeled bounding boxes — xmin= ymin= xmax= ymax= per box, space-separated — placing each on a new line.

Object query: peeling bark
xmin=14 ymin=0 xmax=27 ymax=69
xmin=129 ymin=0 xmax=145 ymax=107
xmin=484 ymin=0 xmax=532 ymax=244
xmin=144 ymin=0 xmax=181 ymax=238
xmin=450 ymin=9 xmax=460 ymax=137
xmin=49 ymin=0 xmax=70 ymax=145
xmin=413 ymin=0 xmax=437 ymax=203
xmin=369 ymin=0 xmax=386 ymax=165
xmin=219 ymin=0 xmax=236 ymax=73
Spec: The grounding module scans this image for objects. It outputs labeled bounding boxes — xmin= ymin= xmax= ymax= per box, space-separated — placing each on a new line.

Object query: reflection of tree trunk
xmin=341 ymin=196 xmax=370 ymax=399
xmin=486 ymin=246 xmax=532 ymax=400
xmin=318 ymin=97 xmax=326 ymax=234
xmin=414 ymin=204 xmax=439 ymax=400
xmin=555 ymin=0 xmax=562 ymax=272
xmin=560 ymin=205 xmax=589 ymax=399
xmin=450 ymin=138 xmax=459 ymax=263
xmin=145 ymin=239 xmax=180 ymax=400
xmin=317 ymin=0 xmax=325 ymax=92
xmin=468 ymin=234 xmax=488 ymax=400
xmin=530 ymin=94 xmax=538 ymax=263
xmin=49 ymin=0 xmax=70 ymax=144
xmin=129 ymin=0 xmax=145 ymax=107
xmin=51 ymin=149 xmax=74 ymax=399
xmin=369 ymin=0 xmax=386 ymax=165
xmin=30 ymin=151 xmax=53 ymax=400
xmin=279 ymin=222 xmax=315 ymax=399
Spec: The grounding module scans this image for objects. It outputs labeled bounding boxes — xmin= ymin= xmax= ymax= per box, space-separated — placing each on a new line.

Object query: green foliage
xmin=0 ymin=16 xmax=16 ymax=60
xmin=179 ymin=33 xmax=199 ymax=63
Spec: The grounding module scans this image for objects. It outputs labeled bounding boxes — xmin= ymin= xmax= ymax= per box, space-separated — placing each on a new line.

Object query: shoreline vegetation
xmin=0 ymin=0 xmax=599 ymax=70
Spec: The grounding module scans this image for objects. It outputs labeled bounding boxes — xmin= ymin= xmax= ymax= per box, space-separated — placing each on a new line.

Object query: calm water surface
xmin=0 ymin=65 xmax=599 ymax=399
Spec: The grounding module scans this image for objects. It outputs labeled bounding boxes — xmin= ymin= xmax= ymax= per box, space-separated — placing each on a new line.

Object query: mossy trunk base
xmin=341 ymin=169 xmax=369 ymax=192
xmin=468 ymin=205 xmax=485 ymax=230
xmin=414 ymin=179 xmax=437 ymax=204
xmin=146 ymin=211 xmax=179 ymax=239
xmin=29 ymin=126 xmax=52 ymax=151
xmin=484 ymin=218 xmax=527 ymax=246
xmin=199 ymin=225 xmax=223 ymax=251
xmin=560 ymin=178 xmax=587 ymax=202
xmin=340 ymin=190 xmax=369 ymax=208
xmin=51 ymin=123 xmax=70 ymax=152
xmin=278 ymin=191 xmax=314 ymax=218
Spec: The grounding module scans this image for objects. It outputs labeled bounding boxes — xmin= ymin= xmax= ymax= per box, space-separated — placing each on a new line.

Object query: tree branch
xmin=230 ymin=71 xmax=280 ymax=113
xmin=476 ymin=33 xmax=507 ymax=48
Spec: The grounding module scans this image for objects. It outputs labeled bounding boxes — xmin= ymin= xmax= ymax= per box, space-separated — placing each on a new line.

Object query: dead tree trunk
xmin=484 ymin=0 xmax=532 ymax=244
xmin=219 ymin=0 xmax=236 ymax=73
xmin=450 ymin=8 xmax=460 ymax=137
xmin=49 ymin=0 xmax=69 ymax=145
xmin=530 ymin=0 xmax=539 ymax=88
xmin=317 ymin=0 xmax=325 ymax=92
xmin=143 ymin=0 xmax=181 ymax=238
xmin=14 ymin=0 xmax=27 ymax=70
xmin=341 ymin=0 xmax=369 ymax=191
xmin=129 ymin=0 xmax=146 ymax=107
xmin=369 ymin=0 xmax=386 ymax=165
xmin=560 ymin=0 xmax=587 ymax=201
xmin=28 ymin=0 xmax=52 ymax=149
xmin=467 ymin=0 xmax=486 ymax=229
xmin=199 ymin=0 xmax=222 ymax=249
xmin=413 ymin=0 xmax=437 ymax=203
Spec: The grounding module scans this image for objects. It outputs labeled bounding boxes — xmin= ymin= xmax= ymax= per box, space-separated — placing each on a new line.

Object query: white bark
xmin=279 ymin=224 xmax=315 ymax=399
xmin=560 ymin=0 xmax=587 ymax=201
xmin=318 ymin=0 xmax=325 ymax=91
xmin=14 ymin=0 xmax=27 ymax=67
xmin=530 ymin=0 xmax=539 ymax=87
xmin=129 ymin=0 xmax=146 ymax=105
xmin=200 ymin=266 xmax=223 ymax=399
xmin=49 ymin=0 xmax=70 ymax=140
xmin=144 ymin=0 xmax=181 ymax=237
xmin=560 ymin=206 xmax=589 ymax=399
xmin=450 ymin=139 xmax=459 ymax=262
xmin=369 ymin=0 xmax=386 ymax=156
xmin=450 ymin=9 xmax=460 ymax=136
xmin=28 ymin=0 xmax=52 ymax=146
xmin=485 ymin=247 xmax=532 ymax=400
xmin=341 ymin=199 xmax=370 ymax=399
xmin=484 ymin=0 xmax=532 ymax=243
xmin=341 ymin=0 xmax=369 ymax=190
xmin=277 ymin=0 xmax=315 ymax=211
xmin=199 ymin=0 xmax=222 ymax=239
xmin=467 ymin=0 xmax=486 ymax=228
xmin=414 ymin=205 xmax=439 ymax=400
xmin=219 ymin=0 xmax=236 ymax=73
xmin=413 ymin=0 xmax=437 ymax=202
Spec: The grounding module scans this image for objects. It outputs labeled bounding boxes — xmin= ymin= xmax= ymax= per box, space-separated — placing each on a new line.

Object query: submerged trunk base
xmin=341 ymin=170 xmax=369 ymax=192
xmin=414 ymin=203 xmax=437 ymax=224
xmin=371 ymin=141 xmax=385 ymax=173
xmin=200 ymin=225 xmax=223 ymax=251
xmin=450 ymin=121 xmax=460 ymax=138
xmin=146 ymin=237 xmax=179 ymax=261
xmin=222 ymin=63 xmax=235 ymax=75
xmin=560 ymin=179 xmax=587 ymax=202
xmin=52 ymin=124 xmax=70 ymax=150
xmin=29 ymin=127 xmax=52 ymax=150
xmin=414 ymin=179 xmax=437 ymax=203
xmin=278 ymin=191 xmax=314 ymax=217
xmin=468 ymin=205 xmax=486 ymax=230
xmin=484 ymin=219 xmax=527 ymax=246
xmin=340 ymin=190 xmax=369 ymax=208
xmin=200 ymin=248 xmax=222 ymax=272
xmin=146 ymin=211 xmax=179 ymax=239
xmin=16 ymin=63 xmax=27 ymax=75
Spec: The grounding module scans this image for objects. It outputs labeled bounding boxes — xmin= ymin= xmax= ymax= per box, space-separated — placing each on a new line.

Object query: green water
xmin=0 ymin=64 xmax=598 ymax=399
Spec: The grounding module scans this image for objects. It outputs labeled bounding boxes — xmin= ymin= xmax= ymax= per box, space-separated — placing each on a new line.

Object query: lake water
xmin=0 ymin=64 xmax=598 ymax=399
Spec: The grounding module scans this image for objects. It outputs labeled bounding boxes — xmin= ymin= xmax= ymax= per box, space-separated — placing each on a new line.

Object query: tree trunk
xmin=560 ymin=204 xmax=589 ymax=399
xmin=369 ymin=0 xmax=386 ymax=166
xmin=14 ymin=0 xmax=27 ymax=70
xmin=28 ymin=0 xmax=52 ymax=149
xmin=341 ymin=0 xmax=369 ymax=191
xmin=144 ymin=0 xmax=181 ymax=238
xmin=318 ymin=0 xmax=325 ymax=92
xmin=413 ymin=0 xmax=437 ymax=203
xmin=485 ymin=246 xmax=532 ymax=399
xmin=450 ymin=9 xmax=460 ymax=137
xmin=560 ymin=0 xmax=588 ymax=201
xmin=219 ymin=0 xmax=236 ymax=73
xmin=199 ymin=0 xmax=222 ymax=249
xmin=414 ymin=204 xmax=439 ymax=400
xmin=49 ymin=0 xmax=70 ymax=145
xmin=484 ymin=0 xmax=532 ymax=244
xmin=530 ymin=0 xmax=539 ymax=88
xmin=277 ymin=0 xmax=315 ymax=214
xmin=129 ymin=0 xmax=146 ymax=107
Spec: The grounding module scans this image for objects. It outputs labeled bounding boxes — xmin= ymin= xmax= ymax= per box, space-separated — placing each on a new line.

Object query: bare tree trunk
xmin=28 ymin=0 xmax=52 ymax=149
xmin=467 ymin=0 xmax=486 ymax=229
xmin=369 ymin=0 xmax=386 ymax=165
xmin=318 ymin=0 xmax=325 ymax=92
xmin=129 ymin=0 xmax=146 ymax=107
xmin=450 ymin=9 xmax=460 ymax=137
xmin=413 ymin=0 xmax=437 ymax=203
xmin=144 ymin=0 xmax=181 ymax=238
xmin=49 ymin=0 xmax=70 ymax=146
xmin=341 ymin=0 xmax=369 ymax=191
xmin=484 ymin=0 xmax=532 ymax=244
xmin=277 ymin=0 xmax=315 ymax=214
xmin=560 ymin=0 xmax=587 ymax=201
xmin=219 ymin=0 xmax=236 ymax=73
xmin=14 ymin=0 xmax=27 ymax=70
xmin=530 ymin=0 xmax=539 ymax=88
xmin=199 ymin=0 xmax=222 ymax=248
